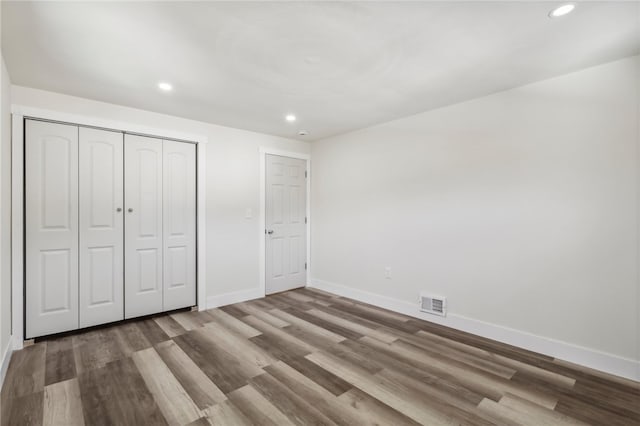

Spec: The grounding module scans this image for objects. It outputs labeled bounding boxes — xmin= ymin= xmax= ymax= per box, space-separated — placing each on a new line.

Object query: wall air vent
xmin=420 ymin=293 xmax=446 ymax=317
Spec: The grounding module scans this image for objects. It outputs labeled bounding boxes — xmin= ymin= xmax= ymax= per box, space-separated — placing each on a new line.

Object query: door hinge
xmin=305 ymin=170 xmax=307 ymax=178
xmin=305 ymin=262 xmax=307 ymax=270
xmin=305 ymin=216 xmax=307 ymax=224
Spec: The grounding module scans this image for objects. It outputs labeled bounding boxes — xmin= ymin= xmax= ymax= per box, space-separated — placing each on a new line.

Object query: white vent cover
xmin=420 ymin=293 xmax=446 ymax=316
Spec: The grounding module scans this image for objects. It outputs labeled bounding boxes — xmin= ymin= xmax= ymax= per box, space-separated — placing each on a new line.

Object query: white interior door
xmin=124 ymin=134 xmax=163 ymax=319
xmin=265 ymin=154 xmax=307 ymax=295
xmin=79 ymin=127 xmax=124 ymax=327
xmin=25 ymin=120 xmax=79 ymax=338
xmin=162 ymin=140 xmax=196 ymax=310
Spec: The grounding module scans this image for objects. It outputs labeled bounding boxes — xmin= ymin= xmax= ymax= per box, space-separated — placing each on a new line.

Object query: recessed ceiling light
xmin=158 ymin=82 xmax=173 ymax=92
xmin=549 ymin=4 xmax=575 ymax=18
xmin=285 ymin=114 xmax=296 ymax=122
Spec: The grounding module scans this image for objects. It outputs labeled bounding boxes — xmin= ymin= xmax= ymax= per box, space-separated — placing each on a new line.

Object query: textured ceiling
xmin=2 ymin=1 xmax=639 ymax=141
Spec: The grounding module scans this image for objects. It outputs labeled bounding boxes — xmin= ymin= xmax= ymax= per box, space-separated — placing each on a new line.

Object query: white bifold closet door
xmin=26 ymin=123 xmax=197 ymax=336
xmin=124 ymin=134 xmax=164 ymax=318
xmin=79 ymin=127 xmax=124 ymax=328
xmin=162 ymin=140 xmax=196 ymax=311
xmin=124 ymin=136 xmax=196 ymax=318
xmin=26 ymin=120 xmax=79 ymax=338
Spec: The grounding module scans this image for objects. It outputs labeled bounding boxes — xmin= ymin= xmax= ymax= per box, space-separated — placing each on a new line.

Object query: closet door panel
xmin=125 ymin=134 xmax=163 ymax=318
xmin=163 ymin=140 xmax=196 ymax=310
xmin=79 ymin=127 xmax=124 ymax=327
xmin=25 ymin=120 xmax=79 ymax=338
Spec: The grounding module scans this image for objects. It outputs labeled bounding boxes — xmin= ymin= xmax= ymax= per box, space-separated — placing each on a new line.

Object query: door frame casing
xmin=259 ymin=148 xmax=310 ymax=297
xmin=11 ymin=105 xmax=208 ymax=349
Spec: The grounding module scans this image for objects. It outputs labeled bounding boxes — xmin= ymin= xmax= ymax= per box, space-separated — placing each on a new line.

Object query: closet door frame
xmin=11 ymin=106 xmax=208 ymax=348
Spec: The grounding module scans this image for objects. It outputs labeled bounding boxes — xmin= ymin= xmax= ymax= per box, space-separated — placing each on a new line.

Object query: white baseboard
xmin=0 ymin=335 xmax=14 ymax=392
xmin=206 ymin=287 xmax=264 ymax=310
xmin=309 ymin=278 xmax=640 ymax=382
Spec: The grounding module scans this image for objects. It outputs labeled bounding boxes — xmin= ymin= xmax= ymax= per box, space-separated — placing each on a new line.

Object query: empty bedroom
xmin=0 ymin=1 xmax=638 ymax=425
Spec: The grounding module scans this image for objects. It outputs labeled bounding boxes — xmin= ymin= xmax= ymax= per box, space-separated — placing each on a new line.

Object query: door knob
xmin=116 ymin=207 xmax=122 ymax=212
xmin=267 ymin=230 xmax=274 ymax=235
xmin=128 ymin=208 xmax=134 ymax=213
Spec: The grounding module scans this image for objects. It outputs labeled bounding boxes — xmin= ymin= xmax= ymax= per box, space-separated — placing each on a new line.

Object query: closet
xmin=25 ymin=119 xmax=197 ymax=339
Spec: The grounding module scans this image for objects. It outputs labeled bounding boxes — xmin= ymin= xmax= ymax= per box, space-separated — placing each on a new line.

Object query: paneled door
xmin=79 ymin=127 xmax=124 ymax=327
xmin=25 ymin=120 xmax=79 ymax=338
xmin=124 ymin=134 xmax=163 ymax=318
xmin=163 ymin=140 xmax=197 ymax=310
xmin=265 ymin=154 xmax=307 ymax=294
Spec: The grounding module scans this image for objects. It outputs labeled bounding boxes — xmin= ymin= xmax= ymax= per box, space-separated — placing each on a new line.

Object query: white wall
xmin=1 ymin=55 xmax=12 ymax=374
xmin=11 ymin=85 xmax=310 ymax=304
xmin=311 ymin=56 xmax=640 ymax=378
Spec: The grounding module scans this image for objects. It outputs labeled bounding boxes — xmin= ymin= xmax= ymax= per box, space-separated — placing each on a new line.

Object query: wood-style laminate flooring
xmin=1 ymin=288 xmax=638 ymax=425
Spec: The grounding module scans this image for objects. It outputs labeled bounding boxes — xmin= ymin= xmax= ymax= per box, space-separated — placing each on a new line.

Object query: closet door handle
xmin=128 ymin=208 xmax=134 ymax=213
xmin=116 ymin=207 xmax=122 ymax=212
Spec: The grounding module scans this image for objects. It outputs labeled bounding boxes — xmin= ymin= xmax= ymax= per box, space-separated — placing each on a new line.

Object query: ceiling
xmin=2 ymin=2 xmax=639 ymax=141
